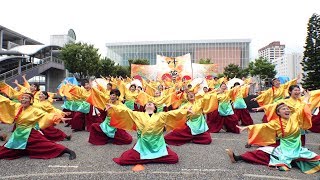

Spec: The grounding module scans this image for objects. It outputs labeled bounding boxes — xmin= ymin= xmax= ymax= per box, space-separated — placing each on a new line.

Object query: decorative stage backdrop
xmin=131 ymin=53 xmax=218 ymax=80
xmin=130 ymin=64 xmax=158 ymax=80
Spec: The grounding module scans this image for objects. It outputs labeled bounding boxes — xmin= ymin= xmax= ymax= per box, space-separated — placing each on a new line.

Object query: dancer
xmin=232 ymin=82 xmax=253 ymax=126
xmin=104 ymin=101 xmax=193 ymax=165
xmin=87 ymin=89 xmax=132 ymax=145
xmin=207 ymin=83 xmax=240 ymax=133
xmin=164 ymin=91 xmax=217 ymax=146
xmin=0 ymin=93 xmax=76 ymax=160
xmin=251 ymin=76 xmax=299 ymax=123
xmin=33 ymin=91 xmax=72 ymax=141
xmin=226 ymin=102 xmax=320 ymax=174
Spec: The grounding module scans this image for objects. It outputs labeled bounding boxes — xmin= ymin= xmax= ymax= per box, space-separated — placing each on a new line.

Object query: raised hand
xmin=236 ymin=125 xmax=248 ymax=132
xmin=250 ymin=97 xmax=257 ymax=101
xmin=252 ymin=107 xmax=261 ymax=112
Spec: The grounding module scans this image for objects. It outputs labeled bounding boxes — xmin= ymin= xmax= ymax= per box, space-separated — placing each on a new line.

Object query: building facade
xmin=258 ymin=41 xmax=285 ymax=63
xmin=274 ymin=53 xmax=303 ymax=79
xmin=106 ymin=39 xmax=251 ymax=73
xmin=50 ymin=29 xmax=76 ymax=47
xmin=0 ymin=25 xmax=42 ymax=50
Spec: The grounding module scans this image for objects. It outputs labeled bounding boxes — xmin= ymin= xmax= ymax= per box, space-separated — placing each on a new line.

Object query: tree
xmin=199 ymin=58 xmax=211 ymax=64
xmin=114 ymin=65 xmax=130 ymax=77
xmin=223 ymin=64 xmax=249 ymax=78
xmin=60 ymin=42 xmax=101 ymax=79
xmin=97 ymin=57 xmax=116 ymax=77
xmin=301 ymin=13 xmax=320 ymax=90
xmin=249 ymin=57 xmax=277 ymax=90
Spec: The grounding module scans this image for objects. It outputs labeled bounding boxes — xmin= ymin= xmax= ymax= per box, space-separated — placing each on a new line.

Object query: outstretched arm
xmin=106 ymin=104 xmax=137 ymax=131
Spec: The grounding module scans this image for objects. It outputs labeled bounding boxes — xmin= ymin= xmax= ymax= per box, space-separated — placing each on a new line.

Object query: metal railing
xmin=0 ymin=57 xmax=64 ymax=81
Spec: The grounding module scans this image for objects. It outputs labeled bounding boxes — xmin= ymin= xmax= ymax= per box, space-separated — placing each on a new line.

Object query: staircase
xmin=0 ymin=57 xmax=65 ymax=86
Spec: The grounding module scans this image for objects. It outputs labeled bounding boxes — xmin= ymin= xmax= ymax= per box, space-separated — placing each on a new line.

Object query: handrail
xmin=0 ymin=57 xmax=64 ymax=81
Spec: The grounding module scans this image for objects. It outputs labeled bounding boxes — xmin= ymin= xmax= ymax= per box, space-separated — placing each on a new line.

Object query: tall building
xmin=106 ymin=39 xmax=251 ymax=73
xmin=50 ymin=29 xmax=76 ymax=47
xmin=258 ymin=41 xmax=285 ymax=63
xmin=274 ymin=53 xmax=303 ymax=79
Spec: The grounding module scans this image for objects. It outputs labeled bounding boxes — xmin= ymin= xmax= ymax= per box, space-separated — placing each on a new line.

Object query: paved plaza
xmin=0 ymin=102 xmax=319 ymax=179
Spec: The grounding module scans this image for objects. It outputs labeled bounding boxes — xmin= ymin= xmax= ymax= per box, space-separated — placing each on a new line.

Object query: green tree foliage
xmin=249 ymin=57 xmax=276 ymax=89
xmin=114 ymin=65 xmax=130 ymax=77
xmin=199 ymin=58 xmax=211 ymax=64
xmin=97 ymin=57 xmax=116 ymax=77
xmin=301 ymin=13 xmax=320 ymax=90
xmin=128 ymin=59 xmax=150 ymax=66
xmin=60 ymin=42 xmax=100 ymax=79
xmin=223 ymin=64 xmax=249 ymax=78
xmin=217 ymin=73 xmax=225 ymax=78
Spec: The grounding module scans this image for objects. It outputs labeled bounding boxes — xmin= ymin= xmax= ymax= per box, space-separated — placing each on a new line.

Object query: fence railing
xmin=0 ymin=57 xmax=64 ymax=81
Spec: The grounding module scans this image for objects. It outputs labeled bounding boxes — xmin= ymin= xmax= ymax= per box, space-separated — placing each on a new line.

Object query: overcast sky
xmin=2 ymin=0 xmax=320 ymax=59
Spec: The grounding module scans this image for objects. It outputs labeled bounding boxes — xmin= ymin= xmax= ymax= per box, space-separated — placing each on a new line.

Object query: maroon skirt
xmin=85 ymin=106 xmax=106 ymax=132
xmin=71 ymin=111 xmax=86 ymax=131
xmin=42 ymin=126 xmax=67 ymax=142
xmin=240 ymin=149 xmax=270 ymax=166
xmin=207 ymin=111 xmax=240 ymax=134
xmin=309 ymin=113 xmax=320 ymax=133
xmin=113 ymin=146 xmax=179 ymax=165
xmin=164 ymin=126 xmax=212 ymax=146
xmin=62 ymin=109 xmax=74 ymax=125
xmin=0 ymin=129 xmax=66 ymax=160
xmin=89 ymin=123 xmax=133 ymax=145
xmin=234 ymin=109 xmax=253 ymax=126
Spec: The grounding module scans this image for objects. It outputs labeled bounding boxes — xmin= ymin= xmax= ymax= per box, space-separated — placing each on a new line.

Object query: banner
xmin=131 ymin=64 xmax=158 ymax=80
xmin=156 ymin=53 xmax=192 ymax=80
xmin=192 ymin=63 xmax=218 ymax=78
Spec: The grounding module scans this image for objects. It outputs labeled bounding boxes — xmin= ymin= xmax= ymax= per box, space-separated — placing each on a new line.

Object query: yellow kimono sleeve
xmin=108 ymin=105 xmax=137 ymax=131
xmin=309 ymin=89 xmax=320 ymax=110
xmin=86 ymin=88 xmax=110 ymax=110
xmin=37 ymin=110 xmax=63 ymax=129
xmin=161 ymin=108 xmax=188 ymax=131
xmin=295 ymin=104 xmax=312 ymax=130
xmin=241 ymin=85 xmax=250 ymax=98
xmin=136 ymin=91 xmax=152 ymax=106
xmin=145 ymin=83 xmax=157 ymax=96
xmin=256 ymin=88 xmax=273 ymax=107
xmin=282 ymin=78 xmax=297 ymax=90
xmin=69 ymin=86 xmax=90 ymax=100
xmin=262 ymin=101 xmax=284 ymax=122
xmin=117 ymin=81 xmax=126 ymax=101
xmin=0 ymin=95 xmax=20 ymax=124
xmin=23 ymin=79 xmax=31 ymax=89
xmin=247 ymin=120 xmax=279 ymax=146
xmin=0 ymin=82 xmax=19 ymax=98
xmin=201 ymin=93 xmax=218 ymax=114
xmin=157 ymin=92 xmax=174 ymax=106
xmin=169 ymin=92 xmax=185 ymax=109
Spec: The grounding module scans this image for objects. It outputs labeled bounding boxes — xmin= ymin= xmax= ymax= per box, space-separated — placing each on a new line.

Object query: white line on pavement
xmin=0 ymin=170 xmax=206 ymax=179
xmin=48 ymin=165 xmax=79 ymax=168
xmin=181 ymin=168 xmax=231 ymax=172
xmin=243 ymin=174 xmax=299 ymax=180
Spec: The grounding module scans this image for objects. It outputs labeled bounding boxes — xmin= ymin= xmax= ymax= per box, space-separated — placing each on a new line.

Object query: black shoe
xmin=245 ymin=143 xmax=252 ymax=148
xmin=69 ymin=150 xmax=76 ymax=160
xmin=0 ymin=134 xmax=7 ymax=141
xmin=65 ymin=135 xmax=72 ymax=141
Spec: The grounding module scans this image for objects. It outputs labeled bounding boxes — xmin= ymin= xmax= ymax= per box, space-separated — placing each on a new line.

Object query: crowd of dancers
xmin=0 ymin=74 xmax=319 ymax=174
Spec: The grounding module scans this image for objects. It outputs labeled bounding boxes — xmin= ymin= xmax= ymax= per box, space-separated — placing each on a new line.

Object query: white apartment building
xmin=274 ymin=53 xmax=303 ymax=79
xmin=258 ymin=41 xmax=285 ymax=63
